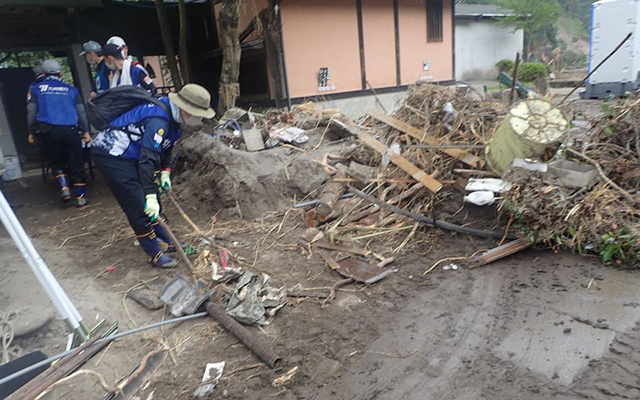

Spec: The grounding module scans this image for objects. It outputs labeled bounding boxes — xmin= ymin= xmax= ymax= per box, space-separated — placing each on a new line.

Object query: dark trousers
xmin=93 ymin=152 xmax=161 ymax=236
xmin=38 ymin=125 xmax=86 ymax=184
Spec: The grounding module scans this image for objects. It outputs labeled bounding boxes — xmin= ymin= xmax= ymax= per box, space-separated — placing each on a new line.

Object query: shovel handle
xmin=158 ymin=219 xmax=194 ymax=272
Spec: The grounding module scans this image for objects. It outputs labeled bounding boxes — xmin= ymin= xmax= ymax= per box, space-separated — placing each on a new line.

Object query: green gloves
xmin=159 ymin=169 xmax=172 ymax=193
xmin=144 ymin=194 xmax=160 ymax=221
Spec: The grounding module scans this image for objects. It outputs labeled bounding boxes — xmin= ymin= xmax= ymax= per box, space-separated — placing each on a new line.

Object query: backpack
xmin=87 ymin=86 xmax=170 ymax=131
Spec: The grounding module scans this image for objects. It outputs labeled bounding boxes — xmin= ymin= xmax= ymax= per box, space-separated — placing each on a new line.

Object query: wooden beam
xmin=368 ymin=109 xmax=486 ymax=169
xmin=393 ymin=0 xmax=401 ymax=86
xmin=356 ymin=0 xmax=366 ymax=90
xmin=358 ymin=131 xmax=443 ymax=194
xmin=239 ymin=18 xmax=256 ymax=43
xmin=259 ymin=10 xmax=283 ymax=108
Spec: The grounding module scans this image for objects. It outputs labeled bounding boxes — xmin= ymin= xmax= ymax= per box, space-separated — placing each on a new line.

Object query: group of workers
xmin=23 ymin=36 xmax=216 ymax=269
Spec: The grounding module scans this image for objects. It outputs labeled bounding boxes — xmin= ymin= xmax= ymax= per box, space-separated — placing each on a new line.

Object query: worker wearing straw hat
xmin=91 ymin=84 xmax=215 ymax=268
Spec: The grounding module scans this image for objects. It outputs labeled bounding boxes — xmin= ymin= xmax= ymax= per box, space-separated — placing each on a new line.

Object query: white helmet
xmin=107 ymin=36 xmax=126 ymax=49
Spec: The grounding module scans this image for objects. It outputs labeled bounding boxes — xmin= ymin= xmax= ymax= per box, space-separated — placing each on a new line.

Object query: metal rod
xmin=0 ymin=192 xmax=83 ymax=339
xmin=0 ymin=312 xmax=208 ymax=387
xmin=294 ymin=193 xmax=355 ymax=208
xmin=561 ymin=32 xmax=633 ymax=104
xmin=509 ymin=52 xmax=520 ymax=106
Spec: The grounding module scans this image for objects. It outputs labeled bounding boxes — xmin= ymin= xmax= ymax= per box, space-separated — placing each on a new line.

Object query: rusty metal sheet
xmin=336 ymin=257 xmax=393 ymax=284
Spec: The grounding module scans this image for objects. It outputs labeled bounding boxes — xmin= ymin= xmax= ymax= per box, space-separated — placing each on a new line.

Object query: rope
xmin=0 ymin=310 xmax=22 ymax=365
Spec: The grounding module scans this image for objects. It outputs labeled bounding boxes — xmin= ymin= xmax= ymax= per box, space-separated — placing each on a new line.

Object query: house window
xmin=427 ymin=0 xmax=443 ymax=43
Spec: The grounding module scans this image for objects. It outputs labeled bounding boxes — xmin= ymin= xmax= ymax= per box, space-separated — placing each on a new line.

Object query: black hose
xmin=349 ymin=187 xmax=517 ymax=241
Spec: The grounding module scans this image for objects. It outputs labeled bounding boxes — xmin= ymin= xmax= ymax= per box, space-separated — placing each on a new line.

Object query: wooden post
xmin=356 ymin=0 xmax=367 ymax=90
xmin=178 ymin=0 xmax=192 ymax=84
xmin=260 ymin=10 xmax=283 ymax=108
xmin=509 ymin=52 xmax=520 ymax=106
xmin=393 ymin=0 xmax=401 ymax=86
xmin=154 ymin=0 xmax=183 ymax=90
xmin=217 ymin=0 xmax=243 ymax=115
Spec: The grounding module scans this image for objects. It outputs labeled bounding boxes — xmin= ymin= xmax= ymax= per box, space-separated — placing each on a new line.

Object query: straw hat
xmin=169 ymin=84 xmax=216 ymax=119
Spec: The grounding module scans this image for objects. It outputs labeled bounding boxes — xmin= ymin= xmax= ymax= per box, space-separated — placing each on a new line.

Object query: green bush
xmin=515 ymin=62 xmax=549 ymax=82
xmin=496 ymin=59 xmax=515 ymax=73
xmin=563 ymin=51 xmax=588 ymax=69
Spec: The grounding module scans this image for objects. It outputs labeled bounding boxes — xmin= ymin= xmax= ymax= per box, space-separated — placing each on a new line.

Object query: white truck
xmin=581 ymin=0 xmax=639 ymax=99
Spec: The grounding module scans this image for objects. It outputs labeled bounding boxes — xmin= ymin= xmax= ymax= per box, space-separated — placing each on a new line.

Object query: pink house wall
xmin=281 ymin=0 xmax=453 ymax=98
xmin=398 ymin=0 xmax=453 ymax=85
xmin=280 ymin=0 xmax=362 ymax=98
xmin=362 ymin=0 xmax=397 ymax=88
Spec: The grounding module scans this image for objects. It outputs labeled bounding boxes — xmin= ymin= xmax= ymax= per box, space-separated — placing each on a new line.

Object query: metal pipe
xmin=206 ymin=302 xmax=281 ymax=368
xmin=0 ymin=194 xmax=87 ymax=338
xmin=294 ymin=193 xmax=355 ymax=208
xmin=0 ymin=312 xmax=208 ymax=387
xmin=0 ymin=193 xmax=80 ymax=335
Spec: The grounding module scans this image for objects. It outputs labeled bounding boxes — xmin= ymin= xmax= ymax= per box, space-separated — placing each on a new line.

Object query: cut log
xmin=368 ymin=109 xmax=485 ymax=169
xmin=316 ymin=172 xmax=348 ymax=217
xmin=485 ymin=99 xmax=568 ymax=175
xmin=358 ymin=131 xmax=442 ymax=194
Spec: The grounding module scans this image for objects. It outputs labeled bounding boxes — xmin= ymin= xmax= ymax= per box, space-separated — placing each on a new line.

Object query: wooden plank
xmin=260 ymin=11 xmax=283 ymax=108
xmin=358 ymin=131 xmax=443 ymax=194
xmin=368 ymin=109 xmax=486 ymax=169
xmin=468 ymin=238 xmax=534 ymax=269
xmin=393 ymin=0 xmax=401 ymax=85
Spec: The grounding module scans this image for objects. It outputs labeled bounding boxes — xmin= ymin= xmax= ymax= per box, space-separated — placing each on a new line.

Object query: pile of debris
xmin=503 ymin=97 xmax=640 ymax=264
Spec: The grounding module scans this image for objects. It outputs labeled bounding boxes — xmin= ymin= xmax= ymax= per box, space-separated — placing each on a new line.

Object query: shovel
xmin=160 ymin=274 xmax=281 ymax=368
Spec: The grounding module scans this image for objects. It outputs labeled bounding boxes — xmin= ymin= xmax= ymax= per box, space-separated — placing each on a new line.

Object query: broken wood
xmin=167 ymin=192 xmax=203 ymax=235
xmin=344 ymin=170 xmax=440 ymax=224
xmin=8 ymin=336 xmax=108 ymax=400
xmin=217 ymin=0 xmax=243 ymax=114
xmin=178 ymin=0 xmax=191 ymax=84
xmin=314 ymin=241 xmax=372 ymax=257
xmin=316 ymin=172 xmax=348 ymax=217
xmin=323 ymin=278 xmax=354 ymax=306
xmin=349 ymin=187 xmax=517 ymax=240
xmin=318 ymin=250 xmax=341 ymax=270
xmin=454 ymin=169 xmax=498 ymax=177
xmin=358 ymin=131 xmax=443 ymax=194
xmin=368 ymin=109 xmax=485 ymax=169
xmin=467 ymin=238 xmax=534 ymax=269
xmin=154 ymin=0 xmax=183 ymax=89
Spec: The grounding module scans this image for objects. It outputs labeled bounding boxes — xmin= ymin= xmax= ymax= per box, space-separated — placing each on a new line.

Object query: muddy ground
xmin=3 ymin=166 xmax=640 ymax=400
xmin=3 ymin=94 xmax=640 ymax=399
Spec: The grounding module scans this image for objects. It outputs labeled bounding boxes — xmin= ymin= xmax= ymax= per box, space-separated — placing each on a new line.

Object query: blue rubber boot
xmin=138 ymin=232 xmax=179 ymax=269
xmin=151 ymin=221 xmax=175 ymax=253
xmin=55 ymin=174 xmax=71 ymax=202
xmin=73 ymin=183 xmax=89 ymax=207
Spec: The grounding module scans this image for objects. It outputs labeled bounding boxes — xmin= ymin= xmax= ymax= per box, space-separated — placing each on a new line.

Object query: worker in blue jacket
xmin=79 ymin=41 xmax=110 ymax=97
xmin=91 ymin=84 xmax=215 ymax=268
xmin=27 ymin=59 xmax=91 ymax=207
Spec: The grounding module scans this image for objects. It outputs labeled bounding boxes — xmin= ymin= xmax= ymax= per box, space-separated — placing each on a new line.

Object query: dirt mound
xmin=176 ymin=132 xmax=337 ymax=220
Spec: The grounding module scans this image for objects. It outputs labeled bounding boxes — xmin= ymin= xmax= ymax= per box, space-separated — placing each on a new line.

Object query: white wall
xmin=455 ymin=19 xmax=523 ymax=81
xmin=0 ymin=93 xmax=17 ymax=157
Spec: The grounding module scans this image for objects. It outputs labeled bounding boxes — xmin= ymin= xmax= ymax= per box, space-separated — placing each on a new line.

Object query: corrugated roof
xmin=455 ymin=4 xmax=516 ymax=18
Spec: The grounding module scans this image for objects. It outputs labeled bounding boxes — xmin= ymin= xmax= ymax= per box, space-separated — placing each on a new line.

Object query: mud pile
xmin=176 ymin=132 xmax=339 ymax=220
